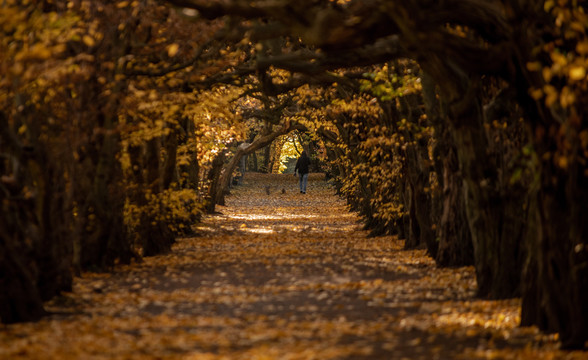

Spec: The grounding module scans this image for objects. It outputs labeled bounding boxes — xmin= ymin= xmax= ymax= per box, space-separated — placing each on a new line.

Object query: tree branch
xmin=215 ymin=120 xmax=304 ymax=205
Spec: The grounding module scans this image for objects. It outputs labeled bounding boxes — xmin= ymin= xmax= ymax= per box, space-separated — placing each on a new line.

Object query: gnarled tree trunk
xmin=0 ymin=112 xmax=70 ymax=322
xmin=421 ymin=72 xmax=473 ymax=265
xmin=531 ymin=151 xmax=588 ymax=348
xmin=79 ymin=114 xmax=132 ymax=268
xmin=423 ymin=61 xmax=524 ymax=298
xmin=0 ymin=228 xmax=45 ymax=323
xmin=0 ymin=170 xmax=46 ymax=322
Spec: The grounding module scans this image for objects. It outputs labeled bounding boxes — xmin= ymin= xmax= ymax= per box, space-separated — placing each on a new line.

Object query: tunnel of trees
xmin=1 ymin=0 xmax=587 ymax=349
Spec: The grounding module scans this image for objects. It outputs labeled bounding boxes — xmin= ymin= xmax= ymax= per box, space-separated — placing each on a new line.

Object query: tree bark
xmin=79 ymin=115 xmax=132 ymax=268
xmin=179 ymin=117 xmax=199 ymax=190
xmin=141 ymin=138 xmax=175 ymax=256
xmin=0 ymin=154 xmax=46 ymax=322
xmin=398 ymin=93 xmax=437 ymax=256
xmin=0 ymin=231 xmax=46 ymax=323
xmin=0 ymin=113 xmax=71 ymax=322
xmin=250 ymin=152 xmax=258 ymax=172
xmin=451 ymin=103 xmax=523 ymax=297
xmin=422 ymin=60 xmax=524 ymax=298
xmin=162 ymin=130 xmax=178 ymax=189
xmin=434 ymin=147 xmax=474 ymax=266
xmin=505 ymin=6 xmax=588 ymax=346
xmin=520 ymin=194 xmax=549 ymax=331
xmin=263 ymin=144 xmax=271 ymax=173
xmin=402 ymin=178 xmax=420 ymax=248
xmin=206 ymin=150 xmax=226 ymax=213
xmin=421 ymin=72 xmax=474 ymax=266
xmin=32 ymin=149 xmax=73 ymax=300
xmin=532 ymin=158 xmax=588 ymax=348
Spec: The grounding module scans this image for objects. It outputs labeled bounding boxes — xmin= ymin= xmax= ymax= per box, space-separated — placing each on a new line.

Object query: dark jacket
xmin=295 ymin=152 xmax=310 ymax=175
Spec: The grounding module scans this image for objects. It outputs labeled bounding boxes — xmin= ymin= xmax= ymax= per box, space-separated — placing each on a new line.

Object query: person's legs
xmin=301 ymin=173 xmax=308 ymax=193
xmin=299 ymin=174 xmax=304 ymax=192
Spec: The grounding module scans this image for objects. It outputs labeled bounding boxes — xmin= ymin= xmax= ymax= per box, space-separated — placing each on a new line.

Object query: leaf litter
xmin=1 ymin=173 xmax=586 ymax=359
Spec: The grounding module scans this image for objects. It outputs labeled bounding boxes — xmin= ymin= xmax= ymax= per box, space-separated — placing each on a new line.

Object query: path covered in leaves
xmin=1 ymin=173 xmax=583 ymax=359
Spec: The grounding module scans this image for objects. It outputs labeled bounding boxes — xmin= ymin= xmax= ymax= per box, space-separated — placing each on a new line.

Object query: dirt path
xmin=0 ymin=173 xmax=580 ymax=359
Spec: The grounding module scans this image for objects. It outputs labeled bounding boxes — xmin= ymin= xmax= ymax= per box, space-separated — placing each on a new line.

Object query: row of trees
xmin=0 ymin=0 xmax=295 ymax=323
xmin=161 ymin=0 xmax=588 ymax=348
xmin=1 ymin=0 xmax=587 ymax=349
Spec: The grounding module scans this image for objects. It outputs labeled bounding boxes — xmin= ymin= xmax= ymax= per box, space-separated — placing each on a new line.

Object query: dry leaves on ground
xmin=1 ymin=173 xmax=586 ymax=360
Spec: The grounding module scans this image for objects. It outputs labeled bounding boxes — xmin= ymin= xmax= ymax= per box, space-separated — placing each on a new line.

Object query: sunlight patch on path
xmin=198 ymin=173 xmax=361 ymax=235
xmin=227 ymin=214 xmax=320 ymax=220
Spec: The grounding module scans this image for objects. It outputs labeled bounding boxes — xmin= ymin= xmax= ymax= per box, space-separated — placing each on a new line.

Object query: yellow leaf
xmin=117 ymin=1 xmax=130 ymax=8
xmin=83 ymin=35 xmax=95 ymax=47
xmin=17 ymin=43 xmax=51 ymax=61
xmin=576 ymin=40 xmax=588 ymax=54
xmin=544 ymin=85 xmax=558 ymax=107
xmin=569 ymin=65 xmax=586 ymax=81
xmin=542 ymin=67 xmax=553 ymax=82
xmin=560 ymin=86 xmax=575 ymax=107
xmin=526 ymin=62 xmax=542 ymax=72
xmin=167 ymin=43 xmax=179 ymax=57
xmin=550 ymin=51 xmax=567 ymax=67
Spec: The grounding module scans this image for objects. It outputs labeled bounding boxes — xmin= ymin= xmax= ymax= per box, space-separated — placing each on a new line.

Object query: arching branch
xmin=214 ymin=120 xmax=305 ymax=207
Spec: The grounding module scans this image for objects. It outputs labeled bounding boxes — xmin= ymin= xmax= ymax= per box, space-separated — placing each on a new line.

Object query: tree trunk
xmin=206 ymin=150 xmax=226 ymax=213
xmin=399 ymin=93 xmax=437 ymax=256
xmin=141 ymin=138 xmax=174 ymax=256
xmin=402 ymin=178 xmax=421 ymax=249
xmin=520 ymin=194 xmax=549 ymax=331
xmin=421 ymin=73 xmax=473 ymax=266
xmin=33 ymin=152 xmax=73 ymax=300
xmin=263 ymin=144 xmax=271 ymax=173
xmin=434 ymin=146 xmax=474 ymax=266
xmin=513 ymin=92 xmax=588 ymax=349
xmin=162 ymin=130 xmax=178 ymax=189
xmin=178 ymin=117 xmax=199 ymax=190
xmin=250 ymin=152 xmax=258 ymax=172
xmin=423 ymin=63 xmax=524 ymax=298
xmin=532 ymin=159 xmax=588 ymax=348
xmin=0 ymin=176 xmax=46 ymax=323
xmin=0 ymin=231 xmax=46 ymax=323
xmin=79 ymin=116 xmax=132 ymax=269
xmin=15 ymin=107 xmax=73 ymax=300
xmin=0 ymin=112 xmax=68 ymax=322
xmin=505 ymin=7 xmax=588 ymax=346
xmin=450 ymin=98 xmax=524 ymax=298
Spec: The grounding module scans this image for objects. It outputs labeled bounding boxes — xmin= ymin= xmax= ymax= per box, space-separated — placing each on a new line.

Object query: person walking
xmin=294 ymin=150 xmax=311 ymax=194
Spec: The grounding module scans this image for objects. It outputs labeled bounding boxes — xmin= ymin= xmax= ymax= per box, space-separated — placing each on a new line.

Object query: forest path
xmin=0 ymin=174 xmax=569 ymax=359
